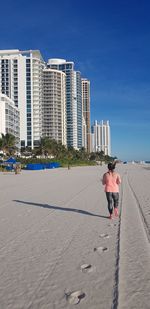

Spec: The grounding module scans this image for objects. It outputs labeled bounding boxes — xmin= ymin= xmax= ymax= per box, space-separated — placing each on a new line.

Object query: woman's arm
xmin=116 ymin=174 xmax=121 ymax=184
xmin=102 ymin=173 xmax=106 ymax=185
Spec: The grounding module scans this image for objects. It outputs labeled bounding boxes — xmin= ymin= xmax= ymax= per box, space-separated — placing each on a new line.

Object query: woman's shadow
xmin=13 ymin=200 xmax=108 ymax=219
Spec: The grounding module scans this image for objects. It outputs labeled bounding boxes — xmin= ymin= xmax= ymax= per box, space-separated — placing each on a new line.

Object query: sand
xmin=0 ymin=164 xmax=150 ymax=309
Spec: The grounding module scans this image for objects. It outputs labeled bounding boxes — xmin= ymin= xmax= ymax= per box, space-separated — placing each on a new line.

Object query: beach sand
xmin=0 ymin=164 xmax=150 ymax=309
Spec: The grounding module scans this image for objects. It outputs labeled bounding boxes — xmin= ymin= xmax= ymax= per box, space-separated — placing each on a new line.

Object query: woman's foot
xmin=114 ymin=208 xmax=119 ymax=217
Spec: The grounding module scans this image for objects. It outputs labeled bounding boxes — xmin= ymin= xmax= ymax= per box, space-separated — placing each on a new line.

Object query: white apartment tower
xmin=47 ymin=59 xmax=82 ymax=149
xmin=82 ymin=78 xmax=90 ymax=152
xmin=91 ymin=120 xmax=111 ymax=155
xmin=43 ymin=69 xmax=67 ymax=145
xmin=0 ymin=49 xmax=45 ymax=149
xmin=0 ymin=93 xmax=20 ymax=142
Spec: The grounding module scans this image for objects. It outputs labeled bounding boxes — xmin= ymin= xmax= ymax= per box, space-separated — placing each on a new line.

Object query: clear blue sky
xmin=0 ymin=0 xmax=150 ymax=161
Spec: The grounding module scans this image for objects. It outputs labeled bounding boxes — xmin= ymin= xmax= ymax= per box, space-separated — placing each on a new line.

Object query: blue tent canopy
xmin=5 ymin=157 xmax=17 ymax=164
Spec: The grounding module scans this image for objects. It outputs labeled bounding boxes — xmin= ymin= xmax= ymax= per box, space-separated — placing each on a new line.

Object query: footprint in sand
xmin=99 ymin=233 xmax=109 ymax=239
xmin=80 ymin=264 xmax=93 ymax=273
xmin=65 ymin=290 xmax=86 ymax=305
xmin=108 ymin=223 xmax=117 ymax=227
xmin=94 ymin=246 xmax=108 ymax=254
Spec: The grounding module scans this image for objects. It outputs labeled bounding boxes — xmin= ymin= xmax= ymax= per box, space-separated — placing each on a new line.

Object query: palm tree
xmin=78 ymin=147 xmax=88 ymax=160
xmin=35 ymin=137 xmax=51 ymax=157
xmin=89 ymin=152 xmax=97 ymax=161
xmin=0 ymin=133 xmax=16 ymax=156
xmin=55 ymin=142 xmax=67 ymax=160
xmin=34 ymin=137 xmax=60 ymax=158
xmin=95 ymin=150 xmax=104 ymax=161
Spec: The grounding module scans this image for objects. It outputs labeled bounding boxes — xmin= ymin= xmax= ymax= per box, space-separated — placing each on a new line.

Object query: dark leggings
xmin=106 ymin=192 xmax=119 ymax=215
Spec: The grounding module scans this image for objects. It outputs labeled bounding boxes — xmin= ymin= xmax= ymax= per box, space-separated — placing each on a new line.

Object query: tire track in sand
xmin=117 ymin=173 xmax=150 ymax=309
xmin=127 ymin=175 xmax=150 ymax=243
xmin=111 ymin=172 xmax=125 ymax=309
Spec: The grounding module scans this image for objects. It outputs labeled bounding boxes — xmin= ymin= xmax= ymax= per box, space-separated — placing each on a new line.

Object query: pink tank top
xmin=103 ymin=171 xmax=121 ymax=192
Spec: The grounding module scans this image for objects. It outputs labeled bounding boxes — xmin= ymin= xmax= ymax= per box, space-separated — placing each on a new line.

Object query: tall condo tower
xmin=47 ymin=59 xmax=82 ymax=149
xmin=0 ymin=49 xmax=45 ymax=149
xmin=82 ymin=78 xmax=91 ymax=152
xmin=0 ymin=93 xmax=20 ymax=143
xmin=91 ymin=120 xmax=111 ymax=155
xmin=43 ymin=68 xmax=67 ymax=145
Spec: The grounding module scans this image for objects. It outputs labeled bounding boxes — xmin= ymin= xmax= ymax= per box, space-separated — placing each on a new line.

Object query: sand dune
xmin=0 ymin=164 xmax=150 ymax=308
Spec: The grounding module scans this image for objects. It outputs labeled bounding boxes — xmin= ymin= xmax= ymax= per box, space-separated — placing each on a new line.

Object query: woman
xmin=102 ymin=162 xmax=121 ymax=219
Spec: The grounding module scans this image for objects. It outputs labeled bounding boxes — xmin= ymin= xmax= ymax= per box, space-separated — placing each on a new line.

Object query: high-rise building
xmin=76 ymin=71 xmax=82 ymax=148
xmin=43 ymin=68 xmax=67 ymax=145
xmin=82 ymin=116 xmax=87 ymax=149
xmin=47 ymin=59 xmax=82 ymax=149
xmin=0 ymin=51 xmax=90 ymax=151
xmin=0 ymin=93 xmax=20 ymax=143
xmin=0 ymin=49 xmax=45 ymax=149
xmin=90 ymin=132 xmax=95 ymax=153
xmin=91 ymin=120 xmax=111 ymax=155
xmin=82 ymin=78 xmax=91 ymax=152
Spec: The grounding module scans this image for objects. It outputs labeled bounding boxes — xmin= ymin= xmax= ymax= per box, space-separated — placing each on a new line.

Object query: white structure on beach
xmin=43 ymin=68 xmax=67 ymax=145
xmin=0 ymin=49 xmax=45 ymax=149
xmin=0 ymin=93 xmax=20 ymax=142
xmin=91 ymin=120 xmax=111 ymax=155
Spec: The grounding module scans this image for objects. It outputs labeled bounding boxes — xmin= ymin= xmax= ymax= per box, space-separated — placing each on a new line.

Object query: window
xmin=21 ymin=140 xmax=25 ymax=147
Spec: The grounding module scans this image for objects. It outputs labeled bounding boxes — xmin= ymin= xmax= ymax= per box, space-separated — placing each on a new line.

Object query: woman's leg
xmin=112 ymin=192 xmax=119 ymax=208
xmin=112 ymin=193 xmax=119 ymax=216
xmin=106 ymin=192 xmax=113 ymax=214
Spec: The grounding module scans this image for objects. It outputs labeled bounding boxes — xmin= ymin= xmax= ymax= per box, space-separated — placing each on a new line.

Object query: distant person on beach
xmin=102 ymin=162 xmax=121 ymax=219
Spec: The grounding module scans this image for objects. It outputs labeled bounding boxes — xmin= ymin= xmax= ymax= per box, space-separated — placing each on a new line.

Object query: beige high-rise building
xmin=82 ymin=78 xmax=91 ymax=152
xmin=43 ymin=68 xmax=67 ymax=145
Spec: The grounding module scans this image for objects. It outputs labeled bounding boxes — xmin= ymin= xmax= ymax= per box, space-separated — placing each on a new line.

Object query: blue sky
xmin=0 ymin=0 xmax=150 ymax=161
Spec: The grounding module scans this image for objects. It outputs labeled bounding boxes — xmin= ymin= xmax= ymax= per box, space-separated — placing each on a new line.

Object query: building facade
xmin=0 ymin=49 xmax=45 ymax=149
xmin=76 ymin=71 xmax=82 ymax=148
xmin=82 ymin=78 xmax=91 ymax=152
xmin=0 ymin=93 xmax=20 ymax=142
xmin=91 ymin=120 xmax=111 ymax=155
xmin=82 ymin=116 xmax=87 ymax=150
xmin=0 ymin=51 xmax=90 ymax=151
xmin=47 ymin=58 xmax=82 ymax=149
xmin=43 ymin=68 xmax=67 ymax=145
